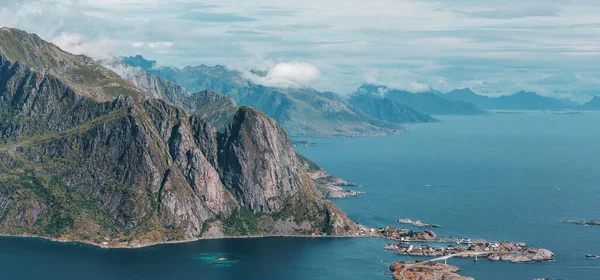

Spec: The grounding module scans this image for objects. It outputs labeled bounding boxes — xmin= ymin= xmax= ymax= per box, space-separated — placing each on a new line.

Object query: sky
xmin=1 ymin=0 xmax=600 ymax=102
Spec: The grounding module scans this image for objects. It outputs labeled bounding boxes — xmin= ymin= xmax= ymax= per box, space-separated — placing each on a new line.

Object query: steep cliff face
xmin=0 ymin=27 xmax=357 ymax=246
xmin=218 ymin=107 xmax=310 ymax=213
xmin=0 ymin=75 xmax=236 ymax=243
xmin=0 ymin=56 xmax=112 ymax=142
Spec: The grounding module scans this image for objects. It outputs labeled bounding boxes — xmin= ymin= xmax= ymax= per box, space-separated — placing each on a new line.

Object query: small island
xmin=390 ymin=261 xmax=473 ymax=280
xmin=561 ymin=220 xmax=600 ymax=226
xmin=379 ymin=224 xmax=554 ymax=279
xmin=384 ymin=240 xmax=554 ymax=263
xmin=397 ymin=218 xmax=440 ymax=228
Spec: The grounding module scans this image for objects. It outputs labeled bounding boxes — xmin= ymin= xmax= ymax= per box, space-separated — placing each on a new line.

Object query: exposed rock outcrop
xmin=486 ymin=248 xmax=554 ymax=263
xmin=218 ymin=106 xmax=313 ymax=213
xmin=390 ymin=261 xmax=474 ymax=280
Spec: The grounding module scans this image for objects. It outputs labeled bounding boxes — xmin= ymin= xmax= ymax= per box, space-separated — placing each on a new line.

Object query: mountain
xmin=182 ymin=90 xmax=238 ymax=131
xmin=443 ymin=88 xmax=490 ymax=107
xmin=113 ymin=62 xmax=367 ymax=197
xmin=445 ymin=88 xmax=578 ymax=110
xmin=347 ymin=94 xmax=439 ymax=123
xmin=122 ymin=55 xmax=157 ymax=70
xmin=105 ymin=59 xmax=190 ymax=105
xmin=580 ymin=96 xmax=600 ymax=110
xmin=357 ymin=84 xmax=485 ymax=115
xmin=0 ymin=27 xmax=357 ymax=247
xmin=105 ymin=60 xmax=237 ymax=132
xmin=111 ymin=59 xmax=360 ymax=197
xmin=110 ymin=61 xmax=363 ymax=197
xmin=122 ymin=56 xmax=439 ymax=137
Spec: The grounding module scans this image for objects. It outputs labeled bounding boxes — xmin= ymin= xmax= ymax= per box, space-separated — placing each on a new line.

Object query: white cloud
xmin=2 ymin=0 xmax=600 ymax=96
xmin=244 ymin=62 xmax=321 ymax=88
xmin=407 ymin=82 xmax=430 ymax=93
xmin=147 ymin=42 xmax=174 ymax=49
xmin=52 ymin=32 xmax=122 ymax=60
xmin=132 ymin=41 xmax=175 ymax=49
xmin=52 ymin=32 xmax=83 ymax=51
xmin=101 ymin=58 xmax=140 ymax=81
xmin=361 ymin=68 xmax=431 ymax=93
xmin=376 ymin=87 xmax=388 ymax=97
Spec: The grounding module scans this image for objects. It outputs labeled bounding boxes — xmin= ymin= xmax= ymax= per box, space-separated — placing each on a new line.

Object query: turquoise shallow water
xmin=1 ymin=111 xmax=599 ymax=279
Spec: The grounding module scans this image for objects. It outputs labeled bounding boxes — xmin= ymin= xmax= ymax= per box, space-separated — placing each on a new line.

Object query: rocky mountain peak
xmin=218 ymin=106 xmax=311 ymax=213
xmin=0 ymin=27 xmax=356 ymax=246
xmin=0 ymin=28 xmax=150 ymax=102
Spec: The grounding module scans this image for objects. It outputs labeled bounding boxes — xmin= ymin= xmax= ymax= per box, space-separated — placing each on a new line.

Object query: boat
xmin=458 ymin=238 xmax=472 ymax=245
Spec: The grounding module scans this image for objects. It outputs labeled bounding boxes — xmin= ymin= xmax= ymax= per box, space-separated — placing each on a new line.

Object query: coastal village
xmin=383 ymin=240 xmax=554 ymax=263
xmin=353 ymin=219 xmax=557 ymax=280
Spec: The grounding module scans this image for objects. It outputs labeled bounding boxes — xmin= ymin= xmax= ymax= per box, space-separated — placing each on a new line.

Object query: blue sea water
xmin=1 ymin=111 xmax=599 ymax=279
xmin=295 ymin=111 xmax=600 ymax=280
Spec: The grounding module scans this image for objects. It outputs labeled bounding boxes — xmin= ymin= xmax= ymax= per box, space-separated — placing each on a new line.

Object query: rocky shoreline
xmin=310 ymin=171 xmax=365 ymax=198
xmin=0 ymin=223 xmax=437 ymax=249
xmin=296 ymin=153 xmax=365 ymax=199
xmin=0 ymin=231 xmax=377 ymax=249
xmin=380 ymin=225 xmax=554 ymax=279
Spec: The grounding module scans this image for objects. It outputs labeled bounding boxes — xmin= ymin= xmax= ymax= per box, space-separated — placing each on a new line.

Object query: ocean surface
xmin=1 ymin=111 xmax=599 ymax=279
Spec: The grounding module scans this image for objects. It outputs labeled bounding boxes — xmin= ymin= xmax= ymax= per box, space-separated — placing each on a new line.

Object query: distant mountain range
xmin=580 ymin=96 xmax=600 ymax=110
xmin=347 ymin=94 xmax=439 ymax=123
xmin=356 ymin=84 xmax=486 ymax=115
xmin=443 ymin=88 xmax=580 ymax=111
xmin=123 ymin=55 xmax=596 ymax=131
xmin=122 ymin=56 xmax=438 ymax=137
